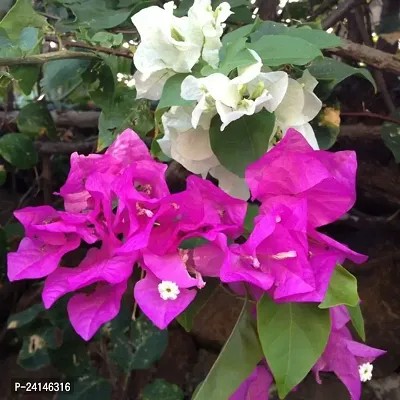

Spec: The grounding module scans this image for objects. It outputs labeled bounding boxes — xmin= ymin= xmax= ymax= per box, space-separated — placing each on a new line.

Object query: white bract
xmin=181 ymin=50 xmax=290 ymax=131
xmin=134 ymin=70 xmax=175 ymax=100
xmin=159 ymin=106 xmax=219 ymax=175
xmin=210 ymin=165 xmax=250 ymax=200
xmin=189 ymin=0 xmax=232 ymax=67
xmin=359 ymin=362 xmax=373 ymax=382
xmin=275 ymin=69 xmax=322 ymax=149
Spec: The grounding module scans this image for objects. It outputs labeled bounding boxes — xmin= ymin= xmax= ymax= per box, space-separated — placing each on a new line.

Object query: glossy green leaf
xmin=257 ymin=295 xmax=331 ymax=399
xmin=347 ymin=304 xmax=366 ymax=342
xmin=311 ymin=106 xmax=341 ymax=150
xmin=244 ymin=203 xmax=259 ymax=235
xmin=202 ymin=37 xmax=256 ymax=76
xmin=222 ymin=23 xmax=254 ymax=46
xmin=0 ymin=133 xmax=38 ymax=169
xmin=59 ymin=376 xmax=112 ymax=400
xmin=9 ymin=65 xmax=40 ymax=95
xmin=308 ymin=58 xmax=377 ymax=95
xmin=210 ymin=110 xmax=275 ymax=178
xmin=177 ymin=278 xmax=219 ymax=332
xmin=319 ymin=264 xmax=359 ymax=309
xmin=157 ymin=73 xmax=195 ymax=110
xmin=251 ymin=21 xmax=343 ymax=49
xmin=142 ymin=379 xmax=184 ymax=400
xmin=0 ymin=0 xmax=48 ymax=41
xmin=193 ymin=299 xmax=263 ymax=400
xmin=248 ymin=35 xmax=322 ymax=66
xmin=381 ymin=116 xmax=400 ymax=163
xmin=18 ymin=340 xmax=50 ymax=370
xmin=7 ymin=304 xmax=44 ymax=329
xmin=179 ymin=237 xmax=210 ymax=249
xmin=19 ymin=26 xmax=39 ymax=52
xmin=17 ymin=103 xmax=57 ymax=139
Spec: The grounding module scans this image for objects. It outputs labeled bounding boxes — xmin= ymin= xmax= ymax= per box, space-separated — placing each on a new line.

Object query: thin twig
xmin=341 ymin=112 xmax=400 ymax=124
xmin=308 ymin=0 xmax=338 ymax=20
xmin=321 ymin=0 xmax=363 ymax=29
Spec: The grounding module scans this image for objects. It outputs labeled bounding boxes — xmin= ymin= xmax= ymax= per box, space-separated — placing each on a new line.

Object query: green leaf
xmin=41 ymin=59 xmax=90 ymax=96
xmin=177 ymin=278 xmax=219 ymax=332
xmin=244 ymin=203 xmax=259 ymax=235
xmin=17 ymin=103 xmax=57 ymax=140
xmin=347 ymin=304 xmax=366 ymax=342
xmin=381 ymin=117 xmax=400 ymax=163
xmin=9 ymin=66 xmax=40 ymax=95
xmin=98 ymin=89 xmax=154 ymax=151
xmin=59 ymin=0 xmax=134 ymax=32
xmin=0 ymin=133 xmax=38 ymax=169
xmin=142 ymin=379 xmax=184 ymax=400
xmin=209 ymin=110 xmax=275 ymax=178
xmin=0 ymin=164 xmax=6 ymax=186
xmin=7 ymin=304 xmax=44 ymax=329
xmin=90 ymin=31 xmax=123 ymax=48
xmin=251 ymin=21 xmax=343 ymax=49
xmin=19 ymin=26 xmax=39 ymax=52
xmin=18 ymin=338 xmax=50 ymax=370
xmin=109 ymin=315 xmax=168 ymax=371
xmin=319 ymin=264 xmax=359 ymax=309
xmin=228 ymin=5 xmax=253 ymax=24
xmin=3 ymin=222 xmax=24 ymax=241
xmin=248 ymin=35 xmax=322 ymax=66
xmin=308 ymin=58 xmax=377 ymax=96
xmin=193 ymin=299 xmax=263 ymax=400
xmin=0 ymin=0 xmax=48 ymax=41
xmin=202 ymin=38 xmax=256 ymax=76
xmin=222 ymin=23 xmax=254 ymax=46
xmin=257 ymin=296 xmax=331 ymax=399
xmin=179 ymin=237 xmax=210 ymax=249
xmin=157 ymin=73 xmax=195 ymax=110
xmin=59 ymin=376 xmax=112 ymax=400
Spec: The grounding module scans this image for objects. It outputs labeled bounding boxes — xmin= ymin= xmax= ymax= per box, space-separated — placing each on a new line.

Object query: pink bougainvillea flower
xmin=59 ymin=129 xmax=151 ymax=213
xmin=313 ymin=322 xmax=386 ymax=400
xmin=105 ymin=128 xmax=152 ymax=164
xmin=7 ymin=235 xmax=80 ymax=281
xmin=186 ymin=175 xmax=247 ymax=238
xmin=14 ymin=206 xmax=97 ymax=244
xmin=221 ymin=197 xmax=316 ymax=299
xmin=67 ymin=281 xmax=127 ymax=340
xmin=246 ymin=129 xmax=357 ymax=227
xmin=134 ymin=271 xmax=196 ymax=329
xmin=230 ymin=365 xmax=273 ymax=400
xmin=42 ymin=239 xmax=137 ymax=308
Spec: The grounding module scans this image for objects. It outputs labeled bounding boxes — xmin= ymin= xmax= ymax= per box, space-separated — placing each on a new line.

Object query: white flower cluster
xmin=130 ymin=0 xmax=322 ymax=200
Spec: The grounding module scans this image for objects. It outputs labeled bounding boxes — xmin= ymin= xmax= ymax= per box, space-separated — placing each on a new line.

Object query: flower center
xmin=136 ymin=202 xmax=154 ymax=217
xmin=359 ymin=362 xmax=373 ymax=382
xmin=158 ymin=281 xmax=180 ymax=300
xmin=171 ymin=27 xmax=185 ymax=42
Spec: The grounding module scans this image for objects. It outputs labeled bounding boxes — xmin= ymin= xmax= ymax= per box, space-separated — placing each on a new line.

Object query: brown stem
xmin=341 ymin=112 xmax=400 ymax=124
xmin=326 ymin=40 xmax=400 ymax=75
xmin=321 ymin=0 xmax=363 ymax=29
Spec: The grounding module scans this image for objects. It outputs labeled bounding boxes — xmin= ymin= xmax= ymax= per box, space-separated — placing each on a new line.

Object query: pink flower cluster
xmin=7 ymin=128 xmax=384 ymax=399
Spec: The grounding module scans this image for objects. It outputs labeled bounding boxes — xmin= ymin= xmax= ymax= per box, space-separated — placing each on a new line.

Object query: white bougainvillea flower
xmin=132 ymin=2 xmax=204 ymax=76
xmin=134 ymin=69 xmax=175 ymax=100
xmin=159 ymin=106 xmax=219 ymax=175
xmin=181 ymin=74 xmax=239 ymax=128
xmin=275 ymin=69 xmax=322 ymax=149
xmin=188 ymin=0 xmax=232 ymax=67
xmin=210 ymin=165 xmax=250 ymax=200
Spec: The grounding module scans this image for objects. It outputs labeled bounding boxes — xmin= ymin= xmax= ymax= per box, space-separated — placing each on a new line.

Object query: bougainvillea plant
xmin=2 ymin=0 xmax=386 ymax=398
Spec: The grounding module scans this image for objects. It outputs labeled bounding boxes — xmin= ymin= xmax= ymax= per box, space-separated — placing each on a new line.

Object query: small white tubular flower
xmin=158 ymin=280 xmax=180 ymax=300
xmin=209 ymin=165 xmax=250 ymax=200
xmin=275 ymin=70 xmax=322 ymax=149
xmin=134 ymin=70 xmax=174 ymax=100
xmin=188 ymin=0 xmax=232 ymax=68
xmin=159 ymin=106 xmax=219 ymax=175
xmin=132 ymin=4 xmax=203 ymax=76
xmin=359 ymin=362 xmax=373 ymax=382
